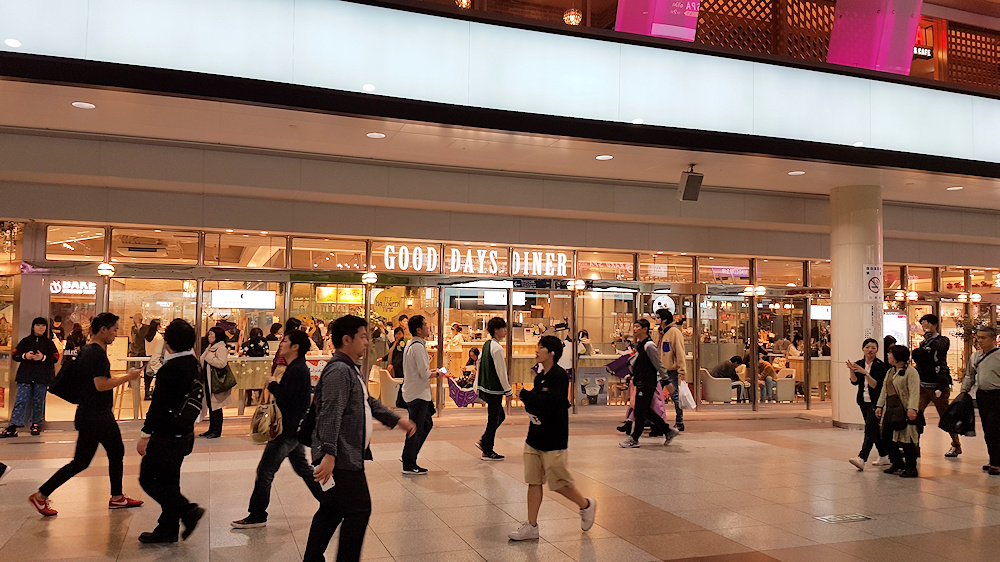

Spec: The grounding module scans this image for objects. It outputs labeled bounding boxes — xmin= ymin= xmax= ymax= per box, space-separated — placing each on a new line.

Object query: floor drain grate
xmin=815 ymin=514 xmax=872 ymax=523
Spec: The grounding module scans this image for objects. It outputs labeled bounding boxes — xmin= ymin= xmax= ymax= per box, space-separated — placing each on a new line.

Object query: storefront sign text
xmin=510 ymin=249 xmax=570 ymax=278
xmin=382 ymin=245 xmax=439 ymax=273
xmin=49 ymin=280 xmax=97 ymax=296
xmin=373 ymin=289 xmax=404 ymax=317
xmin=315 ymin=287 xmax=365 ymax=304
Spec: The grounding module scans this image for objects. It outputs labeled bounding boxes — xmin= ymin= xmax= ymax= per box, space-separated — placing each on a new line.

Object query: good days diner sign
xmin=380 ymin=244 xmax=572 ymax=278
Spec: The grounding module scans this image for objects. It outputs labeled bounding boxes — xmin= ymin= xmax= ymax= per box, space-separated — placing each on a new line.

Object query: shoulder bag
xmin=209 ymin=363 xmax=237 ymax=394
xmin=883 ymin=372 xmax=909 ymax=431
xmin=251 ymin=388 xmax=283 ymax=442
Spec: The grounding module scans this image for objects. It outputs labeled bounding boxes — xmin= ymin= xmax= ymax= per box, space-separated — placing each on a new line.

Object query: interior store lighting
xmin=362 ymin=271 xmax=378 ymax=284
xmin=971 ymin=293 xmax=982 ymax=303
xmin=744 ymin=286 xmax=755 ymax=296
xmin=906 ymin=291 xmax=918 ymax=301
xmin=754 ymin=286 xmax=766 ymax=296
xmin=71 ymin=101 xmax=96 ymax=109
xmin=563 ymin=8 xmax=582 ymax=26
xmin=455 ymin=0 xmax=471 ymax=8
xmin=595 ymin=154 xmax=613 ymax=161
xmin=946 ymin=186 xmax=964 ymax=191
xmin=894 ymin=291 xmax=906 ymax=301
xmin=787 ymin=171 xmax=806 ymax=176
xmin=958 ymin=293 xmax=969 ymax=302
xmin=366 ymin=132 xmax=386 ymax=139
xmin=97 ymin=262 xmax=116 ymax=277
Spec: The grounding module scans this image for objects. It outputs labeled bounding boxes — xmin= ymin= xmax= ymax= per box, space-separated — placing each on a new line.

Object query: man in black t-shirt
xmin=29 ymin=313 xmax=144 ymax=517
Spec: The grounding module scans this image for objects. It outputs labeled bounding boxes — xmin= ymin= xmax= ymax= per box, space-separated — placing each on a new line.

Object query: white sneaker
xmin=871 ymin=456 xmax=890 ymax=466
xmin=580 ymin=498 xmax=596 ymax=531
xmin=508 ymin=522 xmax=539 ymax=541
xmin=664 ymin=427 xmax=680 ymax=445
xmin=619 ymin=438 xmax=640 ymax=448
xmin=849 ymin=457 xmax=865 ymax=471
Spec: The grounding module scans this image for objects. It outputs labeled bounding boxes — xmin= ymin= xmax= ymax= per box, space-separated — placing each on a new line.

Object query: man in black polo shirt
xmin=30 ymin=313 xmax=144 ymax=517
xmin=137 ymin=318 xmax=205 ymax=543
xmin=232 ymin=329 xmax=324 ymax=529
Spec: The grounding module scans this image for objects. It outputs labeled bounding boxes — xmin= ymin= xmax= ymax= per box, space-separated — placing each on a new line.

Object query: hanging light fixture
xmin=455 ymin=0 xmax=471 ymax=8
xmin=743 ymin=285 xmax=755 ymax=296
xmin=361 ymin=271 xmax=378 ymax=285
xmin=971 ymin=293 xmax=982 ymax=303
xmin=906 ymin=291 xmax=918 ymax=301
xmin=563 ymin=7 xmax=583 ymax=26
xmin=97 ymin=262 xmax=116 ymax=277
xmin=894 ymin=291 xmax=906 ymax=301
xmin=958 ymin=293 xmax=969 ymax=303
xmin=754 ymin=286 xmax=767 ymax=296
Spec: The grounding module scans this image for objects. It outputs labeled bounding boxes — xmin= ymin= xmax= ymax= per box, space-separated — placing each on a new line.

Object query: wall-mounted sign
xmin=210 ymin=289 xmax=276 ymax=309
xmin=510 ymin=248 xmax=571 ymax=278
xmin=445 ymin=246 xmax=506 ymax=275
xmin=50 ymin=280 xmax=97 ymax=296
xmin=316 ymin=287 xmax=365 ymax=304
xmin=381 ymin=244 xmax=439 ymax=273
xmin=372 ymin=289 xmax=403 ymax=317
xmin=711 ymin=267 xmax=749 ymax=278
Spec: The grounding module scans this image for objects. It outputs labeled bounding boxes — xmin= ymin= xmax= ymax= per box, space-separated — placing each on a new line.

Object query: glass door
xmin=440 ymin=284 xmax=506 ymax=411
xmin=698 ymin=294 xmax=751 ymax=408
xmin=370 ymin=285 xmax=439 ymax=408
xmin=576 ymin=287 xmax=635 ymax=409
xmin=509 ymin=288 xmax=573 ymax=406
xmin=758 ymin=297 xmax=808 ymax=408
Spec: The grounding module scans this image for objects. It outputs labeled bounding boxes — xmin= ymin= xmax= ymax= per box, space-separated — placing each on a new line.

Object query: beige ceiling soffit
xmin=884 ymin=230 xmax=1000 ymax=247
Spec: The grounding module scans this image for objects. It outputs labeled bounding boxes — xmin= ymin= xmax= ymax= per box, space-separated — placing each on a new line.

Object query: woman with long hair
xmin=2 ymin=317 xmax=58 ymax=437
xmin=200 ymin=326 xmax=231 ymax=438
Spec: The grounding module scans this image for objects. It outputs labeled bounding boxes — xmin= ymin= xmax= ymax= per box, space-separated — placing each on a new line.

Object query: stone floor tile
xmin=548 ymin=536 xmax=660 ymax=562
xmin=713 ymin=524 xmax=818 ymax=551
xmin=625 ymin=529 xmax=754 ymax=560
xmin=762 ymin=543 xmax=865 ymax=562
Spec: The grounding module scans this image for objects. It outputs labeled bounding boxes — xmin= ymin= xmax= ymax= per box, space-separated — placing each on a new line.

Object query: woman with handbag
xmin=876 ymin=345 xmax=922 ymax=478
xmin=200 ymin=327 xmax=233 ymax=438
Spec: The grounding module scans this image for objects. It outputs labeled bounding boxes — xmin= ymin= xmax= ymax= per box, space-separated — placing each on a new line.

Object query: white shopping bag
xmin=678 ymin=381 xmax=697 ymax=410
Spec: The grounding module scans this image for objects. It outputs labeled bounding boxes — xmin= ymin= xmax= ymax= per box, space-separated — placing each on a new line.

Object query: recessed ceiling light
xmin=260 ymin=231 xmax=268 ymax=235
xmin=946 ymin=186 xmax=964 ymax=191
xmin=225 ymin=229 xmax=234 ymax=233
xmin=852 ymin=141 xmax=864 ymax=147
xmin=362 ymin=84 xmax=376 ymax=92
xmin=631 ymin=118 xmax=644 ymax=125
xmin=595 ymin=155 xmax=613 ymax=161
xmin=4 ymin=38 xmax=22 ymax=48
xmin=366 ymin=132 xmax=386 ymax=139
xmin=71 ymin=101 xmax=96 ymax=109
xmin=680 ymin=253 xmax=687 ymax=256
xmin=788 ymin=171 xmax=806 ymax=176
xmin=153 ymin=229 xmax=161 ymax=233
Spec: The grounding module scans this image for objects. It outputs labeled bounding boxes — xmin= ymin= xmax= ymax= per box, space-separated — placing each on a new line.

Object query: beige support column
xmin=830 ymin=185 xmax=883 ymax=429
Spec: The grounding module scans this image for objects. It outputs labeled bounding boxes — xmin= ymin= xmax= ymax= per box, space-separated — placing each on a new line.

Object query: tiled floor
xmin=1 ymin=406 xmax=999 ymax=561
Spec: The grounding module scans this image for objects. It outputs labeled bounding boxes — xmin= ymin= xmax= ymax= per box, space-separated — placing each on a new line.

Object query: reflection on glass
xmin=756 ymin=260 xmax=804 ymax=287
xmin=291 ymin=238 xmax=366 ymax=271
xmin=699 ymin=258 xmax=750 ymax=284
xmin=110 ymin=229 xmax=199 ymax=264
xmin=46 ymin=225 xmax=105 ymax=262
xmin=577 ymin=252 xmax=634 ymax=281
xmin=638 ymin=254 xmax=692 ymax=282
xmin=204 ymin=233 xmax=286 ymax=268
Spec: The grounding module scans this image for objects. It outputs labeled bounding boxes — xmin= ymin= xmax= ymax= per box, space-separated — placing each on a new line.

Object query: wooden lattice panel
xmin=947 ymin=24 xmax=1000 ymax=90
xmin=695 ymin=0 xmax=774 ymax=56
xmin=781 ymin=0 xmax=836 ymax=61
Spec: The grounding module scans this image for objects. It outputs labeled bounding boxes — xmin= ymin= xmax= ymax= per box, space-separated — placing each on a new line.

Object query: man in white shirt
xmin=401 ymin=315 xmax=437 ymax=475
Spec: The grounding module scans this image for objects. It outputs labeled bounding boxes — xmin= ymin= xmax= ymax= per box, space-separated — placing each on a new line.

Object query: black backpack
xmin=170 ymin=378 xmax=205 ymax=432
xmin=48 ymin=349 xmax=90 ymax=404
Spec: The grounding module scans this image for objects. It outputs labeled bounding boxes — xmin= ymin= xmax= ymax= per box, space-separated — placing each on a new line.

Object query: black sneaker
xmin=181 ymin=505 xmax=205 ymax=540
xmin=402 ymin=466 xmax=428 ymax=475
xmin=675 ymin=423 xmax=685 ymax=432
xmin=481 ymin=451 xmax=505 ymax=461
xmin=474 ymin=440 xmax=483 ymax=452
xmin=231 ymin=516 xmax=267 ymax=529
xmin=30 ymin=424 xmax=40 ymax=436
xmin=899 ymin=469 xmax=919 ymax=478
xmin=990 ymin=467 xmax=1000 ymax=476
xmin=138 ymin=529 xmax=178 ymax=544
xmin=0 ymin=462 xmax=11 ymax=483
xmin=0 ymin=426 xmax=16 ymax=438
xmin=616 ymin=421 xmax=632 ymax=434
xmin=883 ymin=465 xmax=903 ymax=474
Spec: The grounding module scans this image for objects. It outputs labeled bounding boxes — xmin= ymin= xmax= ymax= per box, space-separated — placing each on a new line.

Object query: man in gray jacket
xmin=304 ymin=315 xmax=415 ymax=562
xmin=964 ymin=326 xmax=1000 ymax=476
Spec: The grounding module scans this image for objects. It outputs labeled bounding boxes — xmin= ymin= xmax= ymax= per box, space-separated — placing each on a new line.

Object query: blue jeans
xmin=248 ymin=434 xmax=324 ymax=520
xmin=759 ymin=376 xmax=776 ymax=401
xmin=402 ymin=399 xmax=434 ymax=470
xmin=10 ymin=382 xmax=47 ymax=427
xmin=666 ymin=371 xmax=683 ymax=425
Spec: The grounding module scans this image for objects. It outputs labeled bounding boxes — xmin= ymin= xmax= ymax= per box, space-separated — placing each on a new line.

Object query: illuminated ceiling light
xmin=71 ymin=101 xmax=96 ymax=109
xmin=680 ymin=252 xmax=687 ymax=256
xmin=894 ymin=291 xmax=906 ymax=301
xmin=260 ymin=231 xmax=268 ymax=235
xmin=852 ymin=141 xmax=864 ymax=147
xmin=744 ymin=285 xmax=755 ymax=296
xmin=787 ymin=171 xmax=806 ymax=176
xmin=786 ymin=283 xmax=796 ymax=287
xmin=595 ymin=154 xmax=613 ymax=161
xmin=62 ymin=242 xmax=75 ymax=250
xmin=153 ymin=229 xmax=161 ymax=233
xmin=563 ymin=8 xmax=583 ymax=25
xmin=97 ymin=262 xmax=116 ymax=277
xmin=631 ymin=118 xmax=644 ymax=125
xmin=362 ymin=83 xmax=376 ymax=92
xmin=906 ymin=291 xmax=918 ymax=301
xmin=958 ymin=293 xmax=969 ymax=303
xmin=946 ymin=186 xmax=963 ymax=191
xmin=366 ymin=132 xmax=386 ymax=139
xmin=754 ymin=286 xmax=766 ymax=296
xmin=225 ymin=229 xmax=234 ymax=233
xmin=4 ymin=38 xmax=22 ymax=48
xmin=362 ymin=272 xmax=378 ymax=284
xmin=971 ymin=293 xmax=982 ymax=303
xmin=455 ymin=0 xmax=471 ymax=8
xmin=883 ymin=301 xmax=889 ymax=310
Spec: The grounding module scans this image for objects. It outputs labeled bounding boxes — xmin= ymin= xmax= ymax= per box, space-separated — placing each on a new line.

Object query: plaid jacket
xmin=311 ymin=352 xmax=399 ymax=471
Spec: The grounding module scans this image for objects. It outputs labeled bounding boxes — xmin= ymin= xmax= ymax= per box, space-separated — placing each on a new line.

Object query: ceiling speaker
xmin=677 ymin=168 xmax=704 ymax=201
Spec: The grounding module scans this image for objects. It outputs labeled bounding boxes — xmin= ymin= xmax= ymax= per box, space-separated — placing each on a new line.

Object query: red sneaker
xmin=109 ymin=494 xmax=144 ymax=509
xmin=29 ymin=493 xmax=57 ymax=516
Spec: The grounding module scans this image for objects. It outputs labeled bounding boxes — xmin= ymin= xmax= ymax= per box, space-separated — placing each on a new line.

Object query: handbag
xmin=250 ymin=390 xmax=283 ymax=443
xmin=209 ymin=364 xmax=237 ymax=394
xmin=883 ymin=394 xmax=909 ymax=431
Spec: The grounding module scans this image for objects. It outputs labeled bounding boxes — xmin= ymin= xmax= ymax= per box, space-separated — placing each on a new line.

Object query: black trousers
xmin=248 ymin=435 xmax=323 ymax=520
xmin=207 ymin=409 xmax=223 ymax=434
xmin=401 ymin=399 xmax=434 ymax=470
xmin=480 ymin=394 xmax=505 ymax=454
xmin=859 ymin=402 xmax=889 ymax=460
xmin=979 ymin=389 xmax=1000 ymax=467
xmin=631 ymin=384 xmax=671 ymax=442
xmin=40 ymin=413 xmax=124 ymax=497
xmin=303 ymin=468 xmax=372 ymax=562
xmin=887 ymin=441 xmax=919 ymax=470
xmin=139 ymin=433 xmax=195 ymax=534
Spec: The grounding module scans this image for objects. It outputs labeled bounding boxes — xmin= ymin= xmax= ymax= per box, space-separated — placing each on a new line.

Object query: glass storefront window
xmin=576 ymin=289 xmax=634 ymax=407
xmin=46 ymin=225 xmax=105 ymax=261
xmin=907 ymin=267 xmax=936 ymax=292
xmin=884 ymin=265 xmax=904 ymax=291
xmin=756 ymin=260 xmax=804 ymax=287
xmin=698 ymin=257 xmax=750 ymax=284
xmin=202 ymin=281 xmax=284 ymax=346
xmin=809 ymin=260 xmax=832 ymax=288
xmin=941 ymin=267 xmax=966 ymax=292
xmin=110 ymin=229 xmax=198 ymax=265
xmin=204 ymin=233 xmax=286 ymax=268
xmin=970 ymin=269 xmax=1000 ymax=291
xmin=290 ymin=283 xmax=365 ymax=328
xmin=940 ymin=301 xmax=966 ymax=381
xmin=291 ymin=238 xmax=366 ymax=271
xmin=638 ymin=253 xmax=693 ymax=282
xmin=576 ymin=252 xmax=634 ymax=281
xmin=0 ymin=276 xmax=13 ymax=415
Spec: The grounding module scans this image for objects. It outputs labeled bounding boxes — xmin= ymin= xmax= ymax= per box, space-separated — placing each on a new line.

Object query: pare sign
xmin=50 ymin=280 xmax=97 ymax=296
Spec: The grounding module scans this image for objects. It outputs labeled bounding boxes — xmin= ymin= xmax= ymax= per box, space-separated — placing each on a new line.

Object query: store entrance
xmin=45 ymin=276 xmax=99 ymax=422
xmin=698 ymin=293 xmax=752 ymax=409
xmin=757 ymin=297 xmax=811 ymax=408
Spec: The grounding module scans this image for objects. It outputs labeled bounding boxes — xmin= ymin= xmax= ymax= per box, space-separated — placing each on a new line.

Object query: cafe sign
xmin=379 ymin=243 xmax=572 ymax=278
xmin=510 ymin=248 xmax=571 ymax=278
xmin=50 ymin=280 xmax=97 ymax=296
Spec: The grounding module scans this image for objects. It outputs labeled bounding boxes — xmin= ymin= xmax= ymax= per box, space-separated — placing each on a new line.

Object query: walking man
xmin=475 ymin=316 xmax=512 ymax=460
xmin=401 ymin=315 xmax=438 ymax=475
xmin=656 ymin=309 xmax=687 ymax=431
xmin=917 ymin=314 xmax=963 ymax=457
xmin=963 ymin=326 xmax=1000 ymax=475
xmin=29 ymin=312 xmax=144 ymax=516
xmin=232 ymin=329 xmax=324 ymax=528
xmin=136 ymin=319 xmax=205 ymax=543
xmin=847 ymin=338 xmax=891 ymax=470
xmin=621 ymin=319 xmax=679 ymax=448
xmin=508 ymin=335 xmax=596 ymax=541
xmin=305 ymin=315 xmax=415 ymax=562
